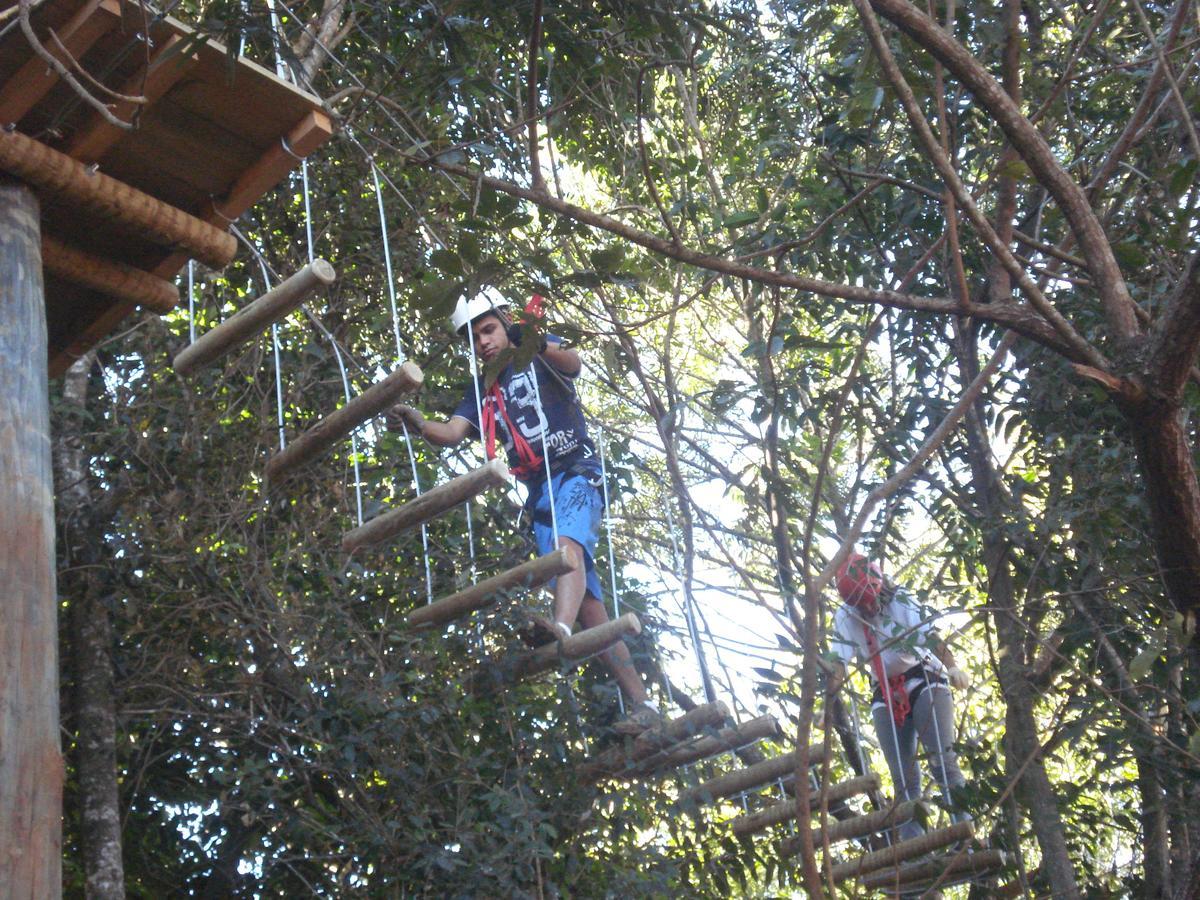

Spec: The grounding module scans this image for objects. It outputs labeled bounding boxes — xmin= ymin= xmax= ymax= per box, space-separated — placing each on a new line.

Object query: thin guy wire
xmin=187 ymin=260 xmax=196 ymax=344
xmin=598 ymin=428 xmax=625 ymax=716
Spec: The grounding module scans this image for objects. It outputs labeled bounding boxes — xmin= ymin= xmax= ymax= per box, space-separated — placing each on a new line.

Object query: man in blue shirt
xmin=388 ymin=288 xmax=663 ymax=734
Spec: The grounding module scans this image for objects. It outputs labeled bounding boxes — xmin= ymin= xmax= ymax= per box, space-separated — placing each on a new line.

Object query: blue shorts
xmin=526 ymin=469 xmax=604 ymax=601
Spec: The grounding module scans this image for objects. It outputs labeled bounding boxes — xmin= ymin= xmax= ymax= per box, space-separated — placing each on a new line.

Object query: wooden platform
xmin=0 ymin=0 xmax=332 ymax=374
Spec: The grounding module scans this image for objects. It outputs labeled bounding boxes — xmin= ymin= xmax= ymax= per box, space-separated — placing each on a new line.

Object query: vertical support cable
xmin=187 ymin=260 xmax=196 ymax=344
xmin=373 ymin=164 xmax=405 ymax=362
xmin=598 ymin=427 xmax=624 ymax=716
xmin=529 ymin=368 xmax=559 ymax=545
xmin=398 ymin=422 xmax=434 ymax=604
xmin=664 ymin=498 xmax=714 ymax=703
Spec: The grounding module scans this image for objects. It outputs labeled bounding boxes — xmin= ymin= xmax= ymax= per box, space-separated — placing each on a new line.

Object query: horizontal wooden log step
xmin=173 ymin=259 xmax=337 ymax=375
xmin=404 ymin=550 xmax=575 ymax=630
xmin=0 ymin=126 xmax=236 ymax=269
xmin=731 ymin=773 xmax=881 ymax=838
xmin=635 ymin=714 xmax=780 ymax=777
xmin=512 ymin=612 xmax=641 ymax=680
xmin=679 ymin=746 xmax=827 ymax=808
xmin=779 ymin=800 xmax=920 ymax=857
xmin=264 ymin=362 xmax=425 ymax=480
xmin=830 ymin=820 xmax=975 ymax=883
xmin=580 ymin=702 xmax=729 ymax=783
xmin=342 ymin=459 xmax=509 ymax=554
xmin=858 ymin=848 xmax=1008 ymax=891
xmin=42 ymin=234 xmax=178 ymax=313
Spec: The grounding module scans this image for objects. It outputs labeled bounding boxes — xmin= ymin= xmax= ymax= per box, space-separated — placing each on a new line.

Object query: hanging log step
xmin=634 ymin=714 xmax=781 ymax=778
xmin=511 ymin=611 xmax=641 ymax=680
xmin=404 ymin=549 xmax=576 ymax=630
xmin=265 ymin=362 xmax=425 ymax=480
xmin=173 ymin=259 xmax=337 ymax=376
xmin=779 ymin=799 xmax=920 ymax=856
xmin=579 ymin=702 xmax=730 ymax=783
xmin=830 ymin=820 xmax=975 ymax=883
xmin=343 ymin=458 xmax=509 ymax=554
xmin=0 ymin=126 xmax=236 ymax=269
xmin=679 ymin=745 xmax=827 ymax=808
xmin=731 ymin=773 xmax=881 ymax=838
xmin=858 ymin=848 xmax=1008 ymax=891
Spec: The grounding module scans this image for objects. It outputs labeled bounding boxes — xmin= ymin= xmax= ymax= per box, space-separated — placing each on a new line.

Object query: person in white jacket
xmin=826 ymin=552 xmax=971 ymax=842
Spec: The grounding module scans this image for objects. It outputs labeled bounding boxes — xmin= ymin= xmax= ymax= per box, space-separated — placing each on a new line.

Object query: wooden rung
xmin=858 ymin=848 xmax=1008 ymax=890
xmin=0 ymin=126 xmax=236 ymax=269
xmin=265 ymin=362 xmax=425 ymax=480
xmin=635 ymin=714 xmax=781 ymax=777
xmin=513 ymin=611 xmax=642 ymax=680
xmin=342 ymin=459 xmax=509 ymax=554
xmin=680 ymin=746 xmax=827 ymax=808
xmin=173 ymin=259 xmax=337 ymax=376
xmin=579 ymin=701 xmax=729 ymax=783
xmin=731 ymin=773 xmax=881 ymax=837
xmin=404 ymin=549 xmax=575 ymax=630
xmin=41 ymin=234 xmax=178 ymax=313
xmin=779 ymin=800 xmax=920 ymax=856
xmin=830 ymin=820 xmax=975 ymax=883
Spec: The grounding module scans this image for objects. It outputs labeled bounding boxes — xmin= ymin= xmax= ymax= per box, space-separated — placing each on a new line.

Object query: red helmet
xmin=836 ymin=552 xmax=883 ymax=614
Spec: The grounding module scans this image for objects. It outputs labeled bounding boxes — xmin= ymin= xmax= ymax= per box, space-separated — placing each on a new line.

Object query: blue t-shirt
xmin=451 ymin=336 xmax=599 ymax=479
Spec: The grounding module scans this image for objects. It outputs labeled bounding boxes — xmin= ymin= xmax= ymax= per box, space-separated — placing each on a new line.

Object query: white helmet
xmin=450 ymin=287 xmax=509 ymax=334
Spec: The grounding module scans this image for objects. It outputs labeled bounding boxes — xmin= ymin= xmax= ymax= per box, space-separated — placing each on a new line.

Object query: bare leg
xmin=552 ymin=536 xmax=650 ymax=706
xmin=578 ymin=593 xmax=649 ymax=705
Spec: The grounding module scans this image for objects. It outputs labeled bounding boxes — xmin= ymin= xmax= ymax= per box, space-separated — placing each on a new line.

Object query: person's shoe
xmin=613 ymin=701 xmax=664 ymax=736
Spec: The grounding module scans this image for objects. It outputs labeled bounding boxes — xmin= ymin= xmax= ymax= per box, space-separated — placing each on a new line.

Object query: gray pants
xmin=871 ymin=681 xmax=967 ymax=842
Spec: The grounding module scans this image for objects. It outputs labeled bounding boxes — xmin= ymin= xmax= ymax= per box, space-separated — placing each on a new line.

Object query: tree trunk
xmin=1120 ymin=401 xmax=1200 ymax=648
xmin=55 ymin=354 xmax=124 ymax=898
xmin=0 ymin=176 xmax=63 ymax=897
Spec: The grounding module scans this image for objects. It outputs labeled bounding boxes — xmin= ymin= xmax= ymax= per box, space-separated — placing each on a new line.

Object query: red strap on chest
xmin=480 ymin=380 xmax=544 ymax=480
xmin=863 ymin=622 xmax=911 ymax=726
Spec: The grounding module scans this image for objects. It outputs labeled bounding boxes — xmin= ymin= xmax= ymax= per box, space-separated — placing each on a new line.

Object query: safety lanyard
xmin=481 ymin=379 xmax=544 ymax=481
xmin=863 ymin=621 xmax=911 ymax=727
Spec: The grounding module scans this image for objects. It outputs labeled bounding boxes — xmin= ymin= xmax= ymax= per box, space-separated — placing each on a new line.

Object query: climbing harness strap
xmin=863 ymin=623 xmax=911 ymax=727
xmin=481 ymin=380 xmax=544 ymax=481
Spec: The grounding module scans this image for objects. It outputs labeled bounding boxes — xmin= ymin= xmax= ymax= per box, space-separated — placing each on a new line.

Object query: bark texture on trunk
xmin=0 ymin=176 xmax=63 ymax=897
xmin=55 ymin=354 xmax=124 ymax=899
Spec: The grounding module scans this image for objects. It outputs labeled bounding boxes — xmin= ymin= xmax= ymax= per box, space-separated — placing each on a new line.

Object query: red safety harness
xmin=863 ymin=621 xmax=911 ymax=727
xmin=479 ymin=294 xmax=548 ymax=482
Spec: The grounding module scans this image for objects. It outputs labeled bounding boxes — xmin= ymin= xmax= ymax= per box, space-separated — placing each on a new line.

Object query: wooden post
xmin=679 ymin=746 xmax=826 ymax=808
xmin=0 ymin=177 xmax=62 ymax=896
xmin=41 ymin=234 xmax=179 ymax=313
xmin=173 ymin=259 xmax=337 ymax=376
xmin=830 ymin=820 xmax=975 ymax=882
xmin=730 ymin=773 xmax=881 ymax=837
xmin=0 ymin=128 xmax=236 ymax=269
xmin=636 ymin=714 xmax=781 ymax=776
xmin=858 ymin=848 xmax=1007 ymax=890
xmin=342 ymin=459 xmax=510 ymax=554
xmin=404 ymin=550 xmax=575 ymax=630
xmin=779 ymin=800 xmax=920 ymax=856
xmin=265 ymin=362 xmax=424 ymax=481
xmin=579 ymin=701 xmax=730 ymax=782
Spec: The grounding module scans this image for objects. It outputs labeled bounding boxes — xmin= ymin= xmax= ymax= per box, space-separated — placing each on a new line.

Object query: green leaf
xmin=722 ymin=210 xmax=759 ymax=229
xmin=1128 ymin=631 xmax=1164 ymax=681
xmin=412 ymin=278 xmax=464 ymax=320
xmin=429 ymin=249 xmax=463 ymax=276
xmin=590 ymin=246 xmax=626 ymax=272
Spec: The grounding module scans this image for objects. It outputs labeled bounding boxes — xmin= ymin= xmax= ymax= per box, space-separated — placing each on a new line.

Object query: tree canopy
xmin=45 ymin=0 xmax=1199 ymax=896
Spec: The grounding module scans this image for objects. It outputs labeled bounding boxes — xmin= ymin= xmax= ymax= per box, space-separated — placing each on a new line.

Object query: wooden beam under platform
xmin=42 ymin=233 xmax=177 ymax=312
xmin=265 ymin=362 xmax=424 ymax=481
xmin=342 ymin=459 xmax=510 ymax=554
xmin=404 ymin=550 xmax=575 ymax=631
xmin=0 ymin=127 xmax=236 ymax=269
